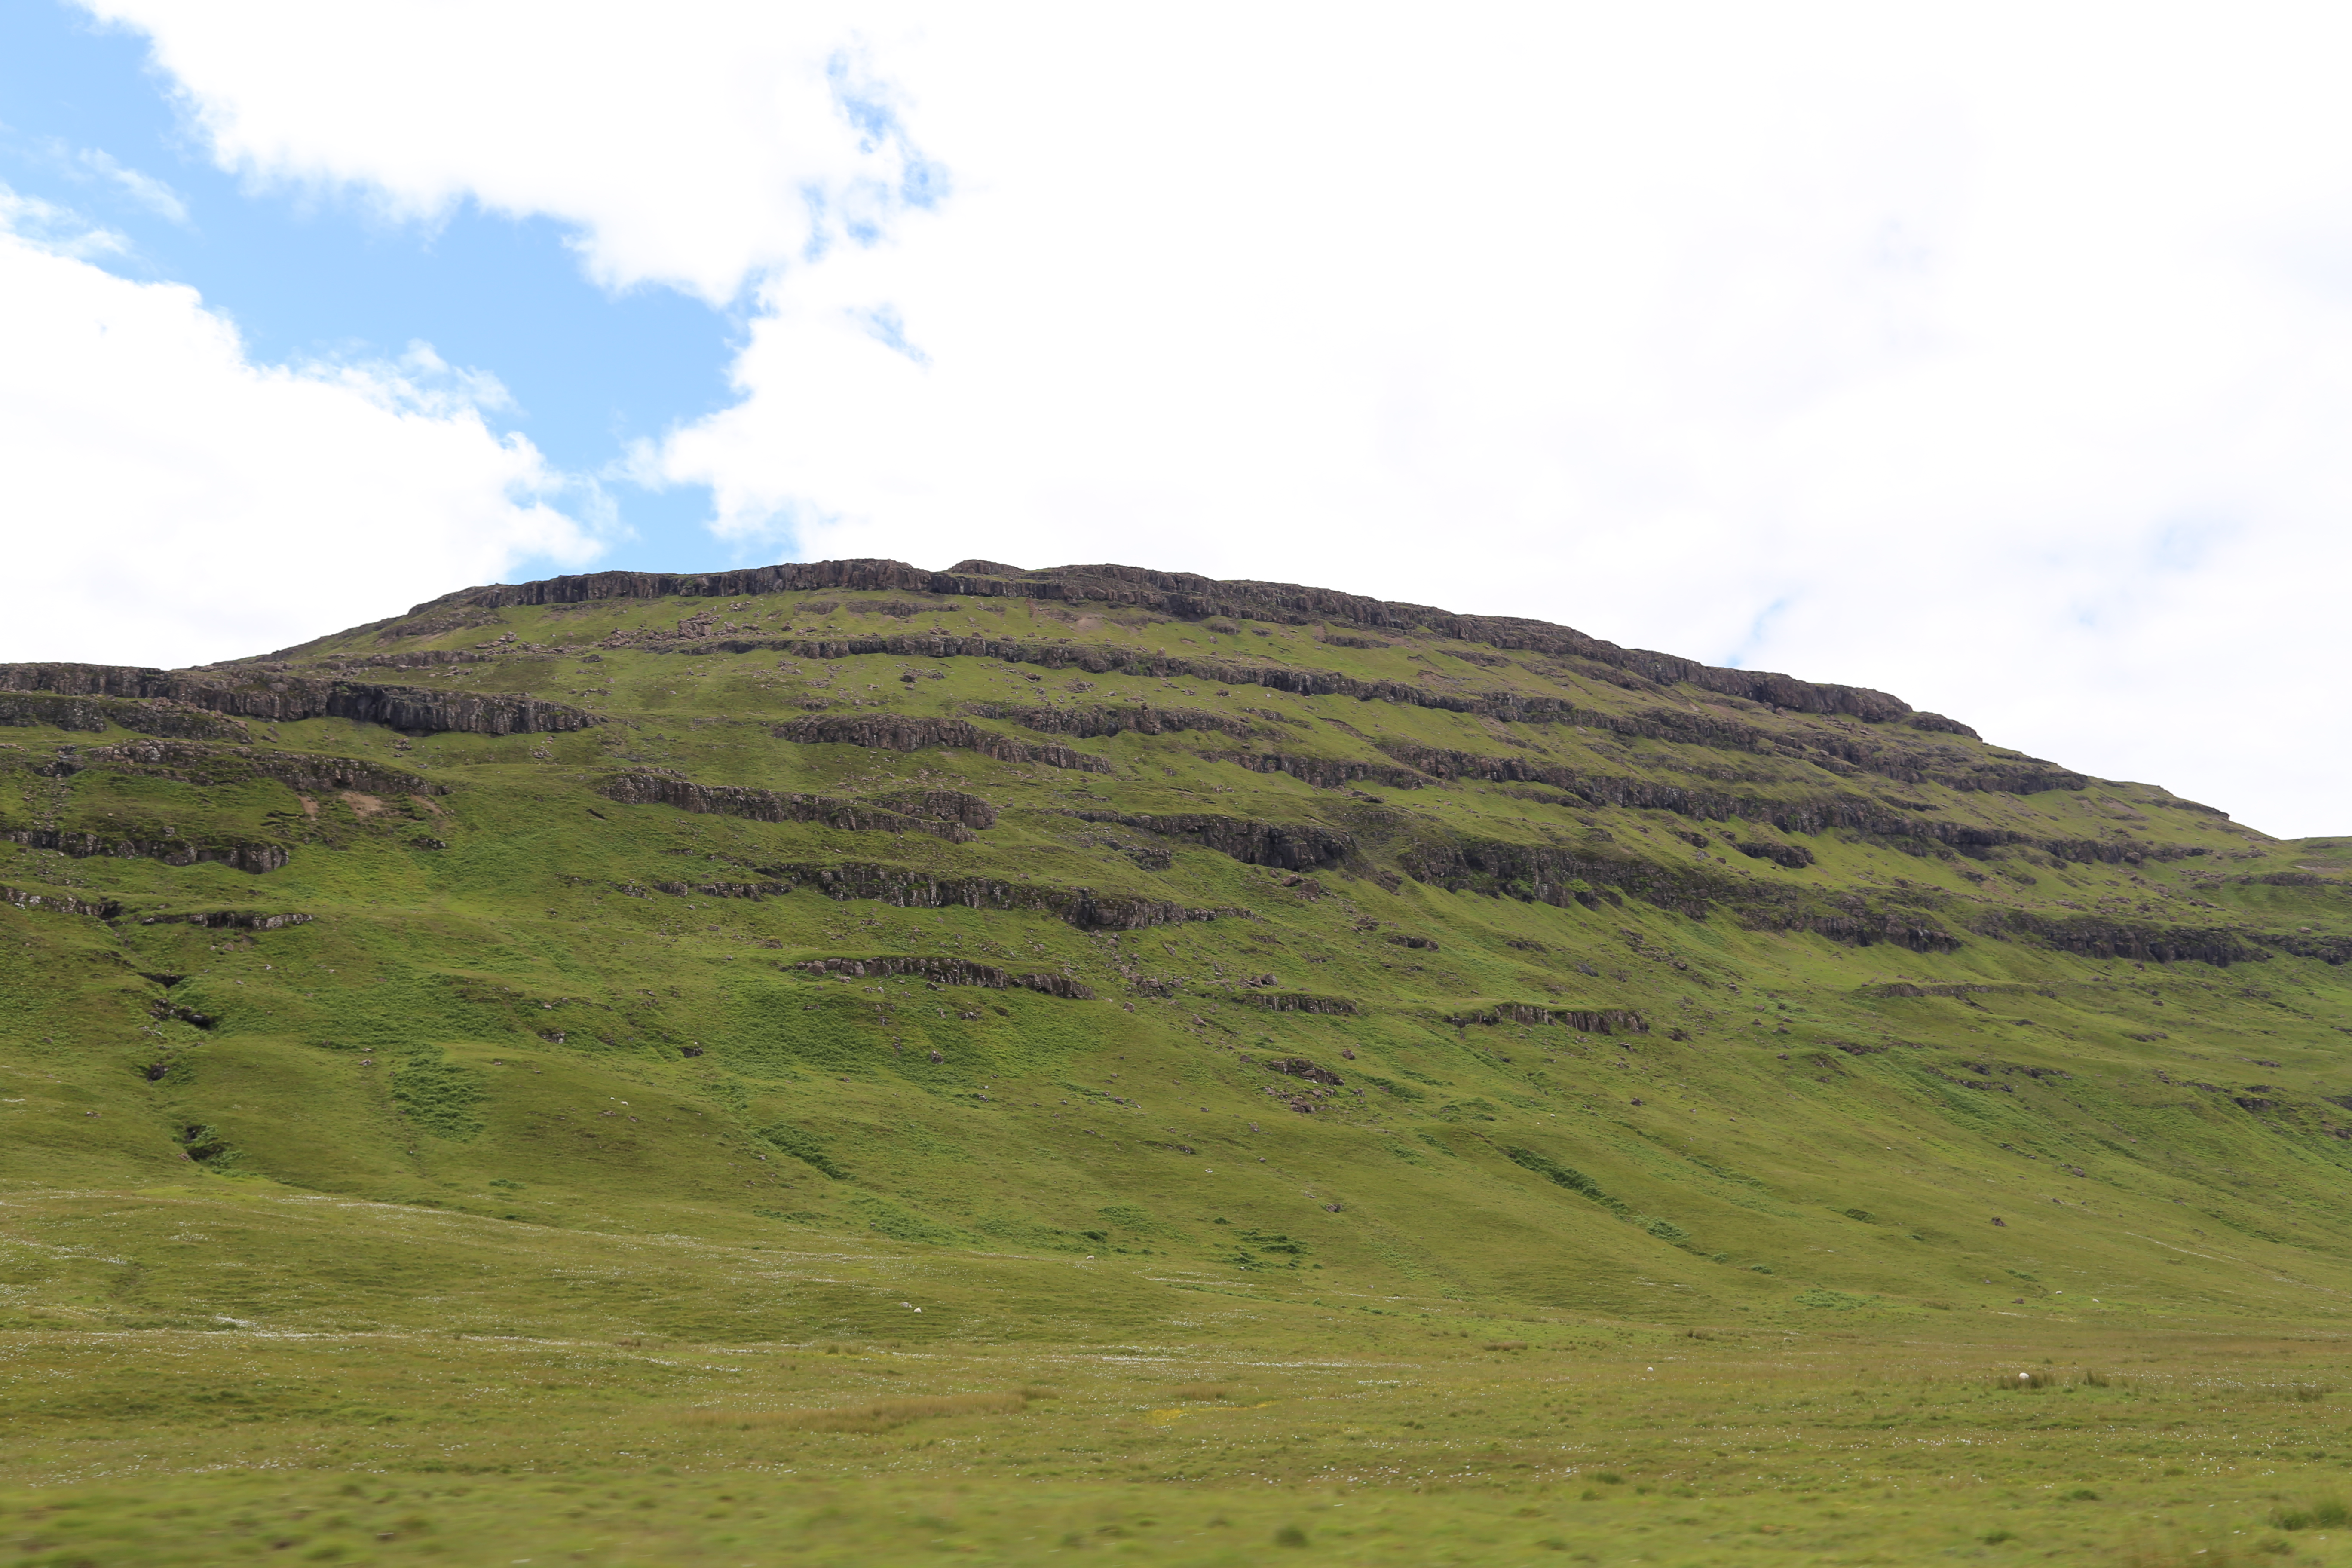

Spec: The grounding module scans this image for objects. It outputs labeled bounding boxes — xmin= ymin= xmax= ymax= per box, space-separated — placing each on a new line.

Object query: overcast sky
xmin=6 ymin=3 xmax=2351 ymax=836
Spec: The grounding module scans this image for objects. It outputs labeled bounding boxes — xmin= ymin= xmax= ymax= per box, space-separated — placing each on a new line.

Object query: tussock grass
xmin=1165 ymin=1382 xmax=1237 ymax=1401
xmin=679 ymin=1390 xmax=1030 ymax=1433
xmin=1991 ymin=1365 xmax=2130 ymax=1391
xmin=2272 ymin=1498 xmax=2351 ymax=1530
xmin=1 ymin=1314 xmax=2349 ymax=1562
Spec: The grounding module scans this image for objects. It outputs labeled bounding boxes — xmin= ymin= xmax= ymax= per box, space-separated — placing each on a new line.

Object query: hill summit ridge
xmin=283 ymin=556 xmax=1935 ymax=726
xmin=2 ymin=550 xmax=2348 ymax=1349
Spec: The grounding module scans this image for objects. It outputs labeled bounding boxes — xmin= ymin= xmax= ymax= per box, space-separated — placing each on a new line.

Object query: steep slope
xmin=5 ymin=555 xmax=2351 ymax=1339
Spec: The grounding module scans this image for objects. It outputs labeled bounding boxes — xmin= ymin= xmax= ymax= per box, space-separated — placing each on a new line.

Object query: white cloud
xmin=0 ymin=180 xmax=131 ymax=259
xmin=86 ymin=0 xmax=941 ymax=303
xmin=70 ymin=2 xmax=2352 ymax=833
xmin=0 ymin=230 xmax=599 ymax=668
xmin=69 ymin=145 xmax=189 ymax=224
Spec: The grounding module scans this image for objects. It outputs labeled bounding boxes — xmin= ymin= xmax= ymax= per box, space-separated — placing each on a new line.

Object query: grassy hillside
xmin=6 ymin=557 xmax=2352 ymax=1563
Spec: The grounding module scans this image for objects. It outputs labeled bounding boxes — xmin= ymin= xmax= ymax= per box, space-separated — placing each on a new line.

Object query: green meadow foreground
xmin=12 ymin=1202 xmax=2352 ymax=1568
xmin=8 ymin=558 xmax=2352 ymax=1564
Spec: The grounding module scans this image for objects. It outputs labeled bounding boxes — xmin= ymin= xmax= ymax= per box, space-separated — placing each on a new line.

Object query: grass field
xmin=10 ymin=1220 xmax=2352 ymax=1568
xmin=6 ymin=560 xmax=2352 ymax=1562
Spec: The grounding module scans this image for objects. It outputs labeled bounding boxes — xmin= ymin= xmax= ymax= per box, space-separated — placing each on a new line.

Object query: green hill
xmin=6 ymin=557 xmax=2352 ymax=1563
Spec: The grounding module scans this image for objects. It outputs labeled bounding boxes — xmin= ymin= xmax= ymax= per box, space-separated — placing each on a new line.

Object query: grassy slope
xmin=6 ymin=573 xmax=2352 ymax=1562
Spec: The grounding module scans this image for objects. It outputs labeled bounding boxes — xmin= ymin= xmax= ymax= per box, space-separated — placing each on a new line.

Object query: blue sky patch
xmin=0 ymin=0 xmax=750 ymax=574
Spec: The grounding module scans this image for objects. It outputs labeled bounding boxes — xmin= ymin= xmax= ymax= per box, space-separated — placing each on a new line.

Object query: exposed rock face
xmin=1266 ymin=1056 xmax=1346 ymax=1083
xmin=1396 ymin=836 xmax=1654 ymax=904
xmin=1232 ymin=994 xmax=1360 ymax=1016
xmin=800 ymin=955 xmax=1095 ymax=998
xmin=965 ymin=703 xmax=1255 ymax=741
xmin=1390 ymin=831 xmax=1972 ymax=950
xmin=336 ymin=649 xmax=499 ymax=668
xmin=372 ymin=609 xmax=502 ymax=643
xmin=40 ymin=738 xmax=442 ymax=798
xmin=648 ymin=880 xmax=797 ymax=900
xmin=423 ymin=557 xmax=1914 ymax=721
xmin=0 ymin=884 xmax=122 ymax=919
xmin=0 ymin=690 xmax=251 ymax=741
xmin=0 ymin=828 xmax=288 ymax=874
xmin=1980 ymin=912 xmax=2267 ymax=967
xmin=1734 ymin=840 xmax=1816 ymax=869
xmin=775 ymin=714 xmax=1110 ymax=773
xmin=1369 ymin=742 xmax=2175 ymax=870
xmin=597 ymin=772 xmax=982 ymax=842
xmin=1068 ymin=811 xmax=1352 ymax=871
xmin=1765 ymin=913 xmax=1964 ymax=953
xmin=2260 ymin=929 xmax=2352 ymax=965
xmin=136 ymin=910 xmax=314 ymax=931
xmin=750 ymin=861 xmax=1235 ymax=931
xmin=866 ymin=789 xmax=999 ymax=832
xmin=1377 ymin=728 xmax=2083 ymax=802
xmin=0 ymin=663 xmax=594 ymax=736
xmin=1193 ymin=752 xmax=1431 ymax=791
xmin=1450 ymin=1004 xmax=1649 ymax=1034
xmin=636 ymin=629 xmax=1952 ymax=759
xmin=2037 ymin=838 xmax=2209 ymax=867
xmin=147 ymin=998 xmax=216 ymax=1028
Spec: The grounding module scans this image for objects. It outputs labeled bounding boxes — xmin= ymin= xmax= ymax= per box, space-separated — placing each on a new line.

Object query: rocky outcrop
xmin=1865 ymin=981 xmax=2044 ymax=999
xmin=371 ymin=611 xmax=502 ymax=644
xmin=1067 ymin=811 xmax=1352 ymax=871
xmin=1451 ymin=1003 xmax=1650 ymax=1034
xmin=0 ymin=663 xmax=594 ymax=736
xmin=1265 ymin=1056 xmax=1347 ymax=1083
xmin=1371 ymin=741 xmax=2133 ymax=862
xmin=1734 ymin=839 xmax=1816 ymax=869
xmin=775 ymin=714 xmax=1111 ymax=773
xmin=1396 ymin=836 xmax=1660 ymax=908
xmin=1 ymin=828 xmax=288 ymax=874
xmin=1378 ymin=728 xmax=2083 ymax=804
xmin=867 ymin=789 xmax=998 ymax=832
xmin=0 ymin=884 xmax=122 ymax=919
xmin=1193 ymin=751 xmax=1431 ymax=791
xmin=629 ymin=627 xmax=2055 ymax=790
xmin=1759 ymin=912 xmax=1965 ymax=953
xmin=41 ymin=738 xmax=442 ymax=798
xmin=965 ymin=702 xmax=1255 ymax=741
xmin=2038 ymin=838 xmax=2211 ymax=867
xmin=137 ymin=909 xmax=313 ymax=931
xmin=1231 ymin=993 xmax=1360 ymax=1016
xmin=1981 ymin=912 xmax=2267 ymax=967
xmin=597 ymin=772 xmax=983 ymax=842
xmin=148 ymin=998 xmax=216 ymax=1029
xmin=645 ymin=879 xmax=794 ymax=900
xmin=1392 ymin=831 xmax=1970 ymax=949
xmin=800 ymin=955 xmax=1095 ymax=998
xmin=332 ymin=649 xmax=499 ymax=668
xmin=2258 ymin=929 xmax=2352 ymax=965
xmin=750 ymin=861 xmax=1234 ymax=932
xmin=0 ymin=690 xmax=251 ymax=741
